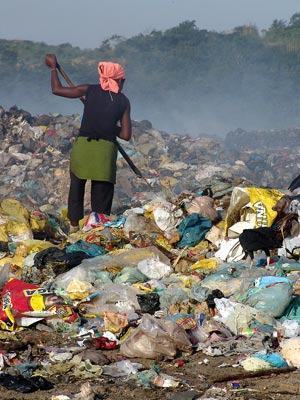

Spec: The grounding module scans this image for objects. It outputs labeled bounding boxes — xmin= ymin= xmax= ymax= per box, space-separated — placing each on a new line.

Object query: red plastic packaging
xmin=92 ymin=337 xmax=118 ymax=350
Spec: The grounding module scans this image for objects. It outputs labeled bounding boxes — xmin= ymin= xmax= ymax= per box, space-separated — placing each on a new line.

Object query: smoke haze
xmin=1 ymin=7 xmax=300 ymax=136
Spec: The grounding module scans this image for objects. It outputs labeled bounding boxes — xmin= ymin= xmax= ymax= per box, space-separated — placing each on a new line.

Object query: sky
xmin=0 ymin=0 xmax=299 ymax=48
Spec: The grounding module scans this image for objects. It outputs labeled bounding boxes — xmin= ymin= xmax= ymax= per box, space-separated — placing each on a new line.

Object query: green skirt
xmin=70 ymin=136 xmax=118 ymax=183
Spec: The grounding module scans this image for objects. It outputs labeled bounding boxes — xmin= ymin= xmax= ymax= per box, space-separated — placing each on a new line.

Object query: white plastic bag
xmin=137 ymin=257 xmax=172 ymax=280
xmin=215 ymin=238 xmax=245 ymax=262
xmin=102 ymin=360 xmax=142 ymax=377
xmin=281 ymin=320 xmax=300 ymax=338
xmin=81 ymin=284 xmax=140 ymax=315
xmin=214 ymin=298 xmax=275 ymax=335
xmin=152 ymin=202 xmax=182 ymax=232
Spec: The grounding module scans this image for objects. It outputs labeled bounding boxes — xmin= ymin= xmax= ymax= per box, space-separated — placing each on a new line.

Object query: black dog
xmin=239 ymin=196 xmax=298 ymax=266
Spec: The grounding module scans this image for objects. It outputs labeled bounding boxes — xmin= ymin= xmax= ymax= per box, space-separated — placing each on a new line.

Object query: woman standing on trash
xmin=45 ymin=54 xmax=132 ymax=232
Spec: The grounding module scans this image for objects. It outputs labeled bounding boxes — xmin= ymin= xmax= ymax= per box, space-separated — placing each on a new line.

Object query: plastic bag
xmin=94 ymin=271 xmax=113 ymax=285
xmin=114 ymin=267 xmax=148 ymax=284
xmin=0 ymin=200 xmax=32 ymax=242
xmin=201 ymin=269 xmax=243 ymax=297
xmin=167 ymin=313 xmax=197 ymax=330
xmin=186 ymin=196 xmax=218 ymax=221
xmin=66 ymin=279 xmax=93 ymax=300
xmin=279 ymin=235 xmax=300 ymax=258
xmin=136 ymin=368 xmax=179 ymax=388
xmin=241 ymin=357 xmax=272 ymax=372
xmin=281 ymin=296 xmax=300 ymax=322
xmin=281 ymin=320 xmax=300 ymax=338
xmin=137 ymin=258 xmax=172 ymax=280
xmin=0 ymin=373 xmax=53 ymax=393
xmin=177 ymin=214 xmax=212 ymax=248
xmin=34 ymin=247 xmax=89 ymax=274
xmin=6 ymin=220 xmax=33 ymax=242
xmin=0 ymin=225 xmax=8 ymax=242
xmin=16 ymin=240 xmax=54 ymax=254
xmin=102 ymin=360 xmax=142 ymax=377
xmin=0 ymin=199 xmax=29 ymax=222
xmin=53 ymin=246 xmax=170 ymax=289
xmin=0 ymin=279 xmax=48 ymax=331
xmin=245 ymin=281 xmax=292 ymax=318
xmin=256 ymin=276 xmax=291 ymax=287
xmin=191 ymin=258 xmax=219 ymax=272
xmin=215 ymin=238 xmax=244 ymax=262
xmin=159 ymin=287 xmax=189 ymax=310
xmin=189 ymin=284 xmax=210 ymax=302
xmin=214 ymin=298 xmax=275 ymax=335
xmin=152 ymin=201 xmax=182 ymax=232
xmin=0 ymin=265 xmax=11 ymax=290
xmin=253 ymin=351 xmax=288 ymax=368
xmin=137 ymin=293 xmax=160 ymax=314
xmin=201 ymin=263 xmax=268 ymax=298
xmin=66 ymin=240 xmax=105 ymax=257
xmin=29 ymin=210 xmax=47 ymax=232
xmin=82 ymin=212 xmax=110 ymax=232
xmin=120 ymin=314 xmax=191 ymax=359
xmin=281 ymin=337 xmax=300 ymax=367
xmin=123 ymin=213 xmax=159 ymax=237
xmin=103 ymin=311 xmax=128 ymax=334
xmin=80 ymin=284 xmax=140 ymax=315
xmin=0 ymin=255 xmax=25 ymax=268
xmin=225 ymin=187 xmax=283 ymax=233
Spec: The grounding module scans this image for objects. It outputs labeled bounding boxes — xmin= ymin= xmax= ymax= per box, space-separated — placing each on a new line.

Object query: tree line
xmin=0 ymin=14 xmax=300 ymax=135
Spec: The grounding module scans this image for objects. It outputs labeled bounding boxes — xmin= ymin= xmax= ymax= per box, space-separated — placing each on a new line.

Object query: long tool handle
xmin=56 ymin=63 xmax=144 ymax=179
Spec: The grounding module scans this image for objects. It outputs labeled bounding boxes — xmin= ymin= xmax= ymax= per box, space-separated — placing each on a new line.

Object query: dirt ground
xmin=0 ymin=349 xmax=298 ymax=400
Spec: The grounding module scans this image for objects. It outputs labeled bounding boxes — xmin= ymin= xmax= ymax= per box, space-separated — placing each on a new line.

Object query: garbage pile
xmin=1 ymin=105 xmax=299 ymax=215
xmin=226 ymin=127 xmax=300 ymax=150
xmin=0 ymin=105 xmax=299 ymax=397
xmin=0 ymin=181 xmax=298 ymax=397
xmin=226 ymin=127 xmax=300 ymax=189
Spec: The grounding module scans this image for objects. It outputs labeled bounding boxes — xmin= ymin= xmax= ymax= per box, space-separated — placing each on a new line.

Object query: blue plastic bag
xmin=254 ymin=352 xmax=288 ymax=368
xmin=177 ymin=213 xmax=212 ymax=248
xmin=256 ymin=276 xmax=291 ymax=288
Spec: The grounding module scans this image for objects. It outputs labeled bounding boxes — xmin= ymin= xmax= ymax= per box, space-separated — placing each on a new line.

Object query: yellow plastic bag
xmin=66 ymin=279 xmax=93 ymax=300
xmin=0 ymin=225 xmax=8 ymax=242
xmin=132 ymin=283 xmax=153 ymax=293
xmin=191 ymin=258 xmax=219 ymax=271
xmin=0 ymin=199 xmax=29 ymax=222
xmin=29 ymin=212 xmax=47 ymax=232
xmin=225 ymin=187 xmax=283 ymax=233
xmin=177 ymin=274 xmax=201 ymax=288
xmin=23 ymin=240 xmax=54 ymax=253
xmin=0 ymin=255 xmax=24 ymax=268
xmin=6 ymin=220 xmax=33 ymax=242
xmin=191 ymin=241 xmax=209 ymax=251
xmin=155 ymin=235 xmax=173 ymax=251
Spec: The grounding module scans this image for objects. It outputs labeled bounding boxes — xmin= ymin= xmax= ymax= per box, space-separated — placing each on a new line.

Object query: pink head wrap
xmin=98 ymin=61 xmax=126 ymax=93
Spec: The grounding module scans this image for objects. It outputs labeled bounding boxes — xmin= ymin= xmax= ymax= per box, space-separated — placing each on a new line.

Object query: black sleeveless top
xmin=79 ymin=85 xmax=129 ymax=142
